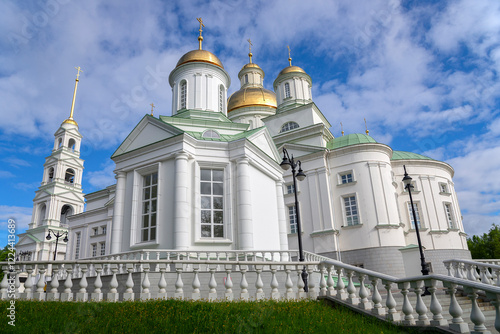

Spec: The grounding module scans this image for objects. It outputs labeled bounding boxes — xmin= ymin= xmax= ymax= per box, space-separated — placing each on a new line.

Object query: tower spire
xmin=150 ymin=102 xmax=155 ymax=116
xmin=287 ymin=45 xmax=292 ymax=66
xmin=197 ymin=17 xmax=205 ymax=50
xmin=63 ymin=66 xmax=82 ymax=126
xmin=364 ymin=118 xmax=369 ymax=135
xmin=247 ymin=38 xmax=253 ymax=64
xmin=340 ymin=122 xmax=344 ymax=136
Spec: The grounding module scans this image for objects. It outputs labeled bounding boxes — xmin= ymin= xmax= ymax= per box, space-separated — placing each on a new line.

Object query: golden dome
xmin=241 ymin=63 xmax=261 ymax=70
xmin=62 ymin=118 xmax=78 ymax=126
xmin=278 ymin=65 xmax=306 ymax=76
xmin=227 ymin=87 xmax=277 ymax=112
xmin=176 ymin=49 xmax=224 ymax=69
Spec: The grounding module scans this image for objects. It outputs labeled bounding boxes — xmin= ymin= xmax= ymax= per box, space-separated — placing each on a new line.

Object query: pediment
xmin=112 ymin=115 xmax=183 ymax=158
xmin=245 ymin=128 xmax=281 ymax=162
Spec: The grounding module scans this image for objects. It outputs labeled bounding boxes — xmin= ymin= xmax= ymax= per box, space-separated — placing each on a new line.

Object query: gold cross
xmin=197 ymin=17 xmax=204 ymax=35
xmin=75 ymin=66 xmax=83 ymax=80
xmin=150 ymin=102 xmax=155 ymax=116
xmin=247 ymin=38 xmax=253 ymax=52
xmin=287 ymin=45 xmax=292 ymax=66
xmin=364 ymin=118 xmax=369 ymax=135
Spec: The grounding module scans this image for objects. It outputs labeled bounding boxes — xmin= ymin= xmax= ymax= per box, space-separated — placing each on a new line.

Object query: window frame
xmin=338 ymin=170 xmax=356 ymax=186
xmin=200 ymin=168 xmax=225 ymax=239
xmin=91 ymin=243 xmax=97 ymax=257
xmin=140 ymin=171 xmax=158 ymax=243
xmin=284 ymin=82 xmax=291 ymax=98
xmin=288 ymin=205 xmax=298 ymax=234
xmin=444 ymin=203 xmax=455 ymax=229
xmin=280 ymin=121 xmax=300 ymax=133
xmin=100 ymin=242 xmax=106 ymax=256
xmin=180 ymin=80 xmax=187 ymax=109
xmin=74 ymin=232 xmax=81 ymax=260
xmin=342 ymin=194 xmax=360 ymax=227
xmin=407 ymin=201 xmax=423 ymax=229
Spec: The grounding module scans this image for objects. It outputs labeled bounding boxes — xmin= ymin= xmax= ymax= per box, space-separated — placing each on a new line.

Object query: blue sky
xmin=1 ymin=0 xmax=499 ymax=248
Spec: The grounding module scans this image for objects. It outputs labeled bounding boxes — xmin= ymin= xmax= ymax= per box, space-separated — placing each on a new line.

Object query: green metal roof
xmin=391 ymin=151 xmax=434 ymax=161
xmin=327 ymin=133 xmax=377 ymax=149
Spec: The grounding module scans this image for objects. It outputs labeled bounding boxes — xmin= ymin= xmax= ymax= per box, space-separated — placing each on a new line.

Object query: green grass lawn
xmin=1 ymin=299 xmax=435 ymax=333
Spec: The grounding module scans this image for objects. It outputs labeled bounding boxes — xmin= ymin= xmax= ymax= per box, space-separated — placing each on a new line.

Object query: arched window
xmin=180 ymin=81 xmax=187 ymax=109
xmin=65 ymin=168 xmax=75 ymax=184
xmin=218 ymin=85 xmax=224 ymax=113
xmin=68 ymin=138 xmax=76 ymax=151
xmin=245 ymin=74 xmax=248 ymax=84
xmin=60 ymin=205 xmax=73 ymax=226
xmin=280 ymin=121 xmax=299 ymax=133
xmin=48 ymin=167 xmax=54 ymax=182
xmin=57 ymin=138 xmax=62 ymax=148
xmin=38 ymin=204 xmax=46 ymax=226
xmin=284 ymin=83 xmax=291 ymax=98
xmin=202 ymin=130 xmax=221 ymax=139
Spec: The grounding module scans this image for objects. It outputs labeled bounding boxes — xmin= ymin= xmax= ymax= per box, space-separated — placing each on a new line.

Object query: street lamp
xmin=402 ymin=165 xmax=429 ymax=278
xmin=46 ymin=229 xmax=69 ymax=261
xmin=280 ymin=147 xmax=308 ymax=292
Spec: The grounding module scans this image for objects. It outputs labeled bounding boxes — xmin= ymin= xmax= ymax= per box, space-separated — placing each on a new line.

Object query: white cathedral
xmin=16 ymin=26 xmax=471 ymax=277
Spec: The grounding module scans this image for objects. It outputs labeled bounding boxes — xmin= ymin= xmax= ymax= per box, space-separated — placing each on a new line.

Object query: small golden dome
xmin=278 ymin=65 xmax=306 ymax=76
xmin=176 ymin=49 xmax=224 ymax=69
xmin=241 ymin=63 xmax=261 ymax=70
xmin=227 ymin=87 xmax=277 ymax=112
xmin=62 ymin=118 xmax=78 ymax=126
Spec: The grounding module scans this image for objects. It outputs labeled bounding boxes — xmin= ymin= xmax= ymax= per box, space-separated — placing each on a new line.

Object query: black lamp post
xmin=46 ymin=229 xmax=68 ymax=261
xmin=402 ymin=165 xmax=429 ymax=277
xmin=280 ymin=147 xmax=308 ymax=292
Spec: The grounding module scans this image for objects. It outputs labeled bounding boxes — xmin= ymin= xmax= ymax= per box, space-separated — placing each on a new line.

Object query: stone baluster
xmin=14 ymin=266 xmax=21 ymax=299
xmin=485 ymin=292 xmax=500 ymax=333
xmin=335 ymin=266 xmax=347 ymax=300
xmin=157 ymin=264 xmax=167 ymax=300
xmin=459 ymin=263 xmax=466 ymax=279
xmin=444 ymin=262 xmax=452 ymax=277
xmin=383 ymin=280 xmax=400 ymax=322
xmin=76 ymin=264 xmax=88 ymax=301
xmin=225 ymin=265 xmax=234 ymax=301
xmin=445 ymin=282 xmax=468 ymax=333
xmin=33 ymin=265 xmax=46 ymax=301
xmin=296 ymin=267 xmax=306 ymax=299
xmin=240 ymin=265 xmax=249 ymax=300
xmin=465 ymin=287 xmax=489 ymax=333
xmin=191 ymin=265 xmax=200 ymax=300
xmin=411 ymin=280 xmax=429 ymax=326
xmin=124 ymin=264 xmax=135 ymax=301
xmin=357 ymin=273 xmax=371 ymax=310
xmin=453 ymin=262 xmax=462 ymax=279
xmin=399 ymin=281 xmax=415 ymax=325
xmin=140 ymin=264 xmax=151 ymax=301
xmin=346 ymin=270 xmax=359 ymax=305
xmin=91 ymin=264 xmax=103 ymax=301
xmin=20 ymin=265 xmax=33 ymax=300
xmin=47 ymin=265 xmax=60 ymax=301
xmin=428 ymin=279 xmax=447 ymax=326
xmin=174 ymin=264 xmax=184 ymax=299
xmin=319 ymin=265 xmax=327 ymax=297
xmin=326 ymin=265 xmax=336 ymax=297
xmin=370 ymin=277 xmax=384 ymax=316
xmin=0 ymin=266 xmax=9 ymax=300
xmin=155 ymin=252 xmax=161 ymax=272
xmin=479 ymin=267 xmax=491 ymax=284
xmin=107 ymin=265 xmax=119 ymax=302
xmin=61 ymin=266 xmax=73 ymax=301
xmin=495 ymin=269 xmax=500 ymax=287
xmin=485 ymin=266 xmax=493 ymax=284
xmin=284 ymin=265 xmax=295 ymax=300
xmin=208 ymin=265 xmax=218 ymax=301
xmin=474 ymin=265 xmax=481 ymax=282
xmin=255 ymin=265 xmax=265 ymax=300
xmin=166 ymin=252 xmax=171 ymax=271
xmin=307 ymin=265 xmax=317 ymax=299
xmin=270 ymin=265 xmax=279 ymax=300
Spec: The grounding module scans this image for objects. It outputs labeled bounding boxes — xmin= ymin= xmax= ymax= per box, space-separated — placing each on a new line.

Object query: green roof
xmin=327 ymin=133 xmax=377 ymax=149
xmin=391 ymin=151 xmax=434 ymax=161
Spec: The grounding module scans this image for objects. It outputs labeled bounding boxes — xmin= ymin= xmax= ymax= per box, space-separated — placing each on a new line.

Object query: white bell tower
xmin=17 ymin=67 xmax=85 ymax=261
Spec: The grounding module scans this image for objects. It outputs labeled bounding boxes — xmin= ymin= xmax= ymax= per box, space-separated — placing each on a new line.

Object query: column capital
xmin=175 ymin=151 xmax=189 ymax=160
xmin=115 ymin=171 xmax=126 ymax=179
xmin=237 ymin=157 xmax=249 ymax=165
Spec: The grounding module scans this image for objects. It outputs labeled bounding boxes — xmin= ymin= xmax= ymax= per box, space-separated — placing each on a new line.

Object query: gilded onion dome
xmin=278 ymin=65 xmax=307 ymax=76
xmin=175 ymin=49 xmax=224 ymax=69
xmin=227 ymin=87 xmax=277 ymax=112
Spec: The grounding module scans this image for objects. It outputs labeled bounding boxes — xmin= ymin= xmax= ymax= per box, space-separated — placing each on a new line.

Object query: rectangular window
xmin=92 ymin=227 xmax=98 ymax=236
xmin=201 ymin=169 xmax=224 ymax=238
xmin=344 ymin=196 xmax=359 ymax=226
xmin=341 ymin=173 xmax=353 ymax=184
xmin=407 ymin=202 xmax=421 ymax=229
xmin=141 ymin=172 xmax=158 ymax=242
xmin=445 ymin=203 xmax=455 ymax=229
xmin=285 ymin=82 xmax=291 ymax=98
xmin=75 ymin=232 xmax=81 ymax=259
xmin=288 ymin=205 xmax=297 ymax=234
xmin=440 ymin=183 xmax=449 ymax=193
xmin=101 ymin=226 xmax=106 ymax=235
xmin=286 ymin=184 xmax=295 ymax=194
xmin=91 ymin=244 xmax=97 ymax=257
xmin=180 ymin=82 xmax=187 ymax=109
xmin=100 ymin=242 xmax=106 ymax=256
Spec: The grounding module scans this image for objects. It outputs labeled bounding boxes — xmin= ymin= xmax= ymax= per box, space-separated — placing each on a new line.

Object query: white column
xmin=276 ymin=181 xmax=288 ymax=251
xmin=237 ymin=158 xmax=253 ymax=250
xmin=111 ymin=172 xmax=126 ymax=254
xmin=194 ymin=73 xmax=202 ymax=109
xmin=174 ymin=152 xmax=190 ymax=250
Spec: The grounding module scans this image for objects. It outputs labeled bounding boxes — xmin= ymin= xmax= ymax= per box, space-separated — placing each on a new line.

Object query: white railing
xmin=444 ymin=259 xmax=500 ymax=286
xmin=2 ymin=255 xmax=500 ymax=332
xmin=319 ymin=259 xmax=500 ymax=333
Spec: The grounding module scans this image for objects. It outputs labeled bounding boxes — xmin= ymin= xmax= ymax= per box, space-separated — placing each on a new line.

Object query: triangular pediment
xmin=112 ymin=115 xmax=184 ymax=158
xmin=244 ymin=127 xmax=281 ymax=162
xmin=278 ymin=142 xmax=326 ymax=158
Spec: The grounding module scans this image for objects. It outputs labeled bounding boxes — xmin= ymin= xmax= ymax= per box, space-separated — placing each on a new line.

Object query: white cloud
xmin=86 ymin=160 xmax=116 ymax=191
xmin=0 ymin=205 xmax=32 ymax=232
